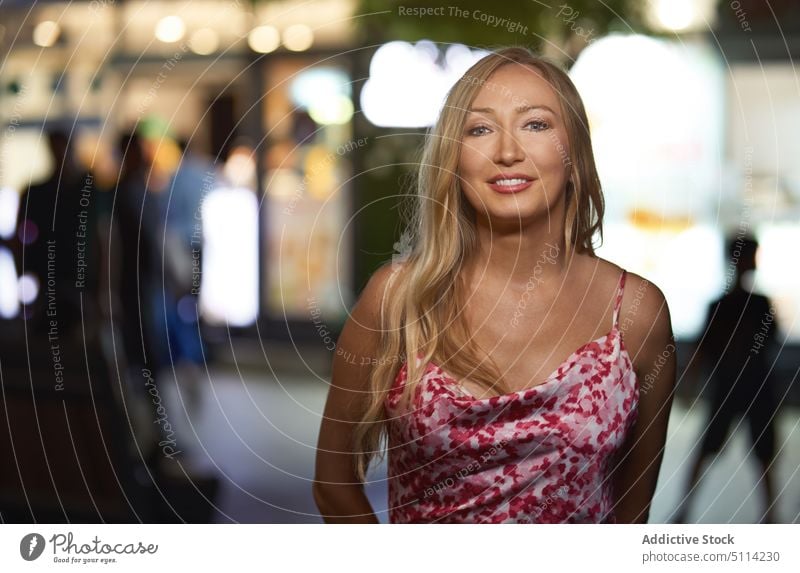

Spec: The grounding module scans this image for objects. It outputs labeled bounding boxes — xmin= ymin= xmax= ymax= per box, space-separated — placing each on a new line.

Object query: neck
xmin=464 ymin=214 xmax=574 ymax=291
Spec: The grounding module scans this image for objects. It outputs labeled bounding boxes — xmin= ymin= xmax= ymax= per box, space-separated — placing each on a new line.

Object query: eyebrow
xmin=467 ymin=104 xmax=558 ymax=116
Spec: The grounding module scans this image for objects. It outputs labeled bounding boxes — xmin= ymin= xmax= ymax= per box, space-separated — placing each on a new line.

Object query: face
xmin=457 ymin=63 xmax=572 ymax=228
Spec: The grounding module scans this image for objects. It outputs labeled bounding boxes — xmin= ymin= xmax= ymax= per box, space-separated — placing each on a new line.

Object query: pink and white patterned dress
xmin=384 ymin=269 xmax=638 ymax=523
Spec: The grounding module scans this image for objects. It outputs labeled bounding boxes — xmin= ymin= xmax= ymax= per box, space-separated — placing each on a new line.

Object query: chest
xmin=456 ymin=286 xmax=612 ymax=396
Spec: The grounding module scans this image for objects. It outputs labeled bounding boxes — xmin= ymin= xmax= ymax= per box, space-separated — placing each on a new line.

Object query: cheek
xmin=457 ymin=154 xmax=488 ymax=201
xmin=535 ymin=133 xmax=571 ymax=175
xmin=456 ymin=154 xmax=483 ymax=206
xmin=457 ymin=143 xmax=486 ymax=178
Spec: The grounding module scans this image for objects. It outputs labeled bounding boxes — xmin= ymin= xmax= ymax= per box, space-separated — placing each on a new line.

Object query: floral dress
xmin=385 ymin=270 xmax=638 ymax=523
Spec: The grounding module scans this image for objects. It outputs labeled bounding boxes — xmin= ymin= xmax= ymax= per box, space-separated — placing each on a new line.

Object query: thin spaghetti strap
xmin=611 ymin=269 xmax=627 ymax=329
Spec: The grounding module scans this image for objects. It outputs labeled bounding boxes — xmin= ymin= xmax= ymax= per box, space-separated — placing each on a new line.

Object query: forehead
xmin=469 ymin=63 xmax=561 ymax=112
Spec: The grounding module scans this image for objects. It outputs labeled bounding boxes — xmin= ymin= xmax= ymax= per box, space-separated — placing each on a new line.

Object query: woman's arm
xmin=612 ymin=274 xmax=677 ymax=523
xmin=313 ymin=264 xmax=397 ymax=523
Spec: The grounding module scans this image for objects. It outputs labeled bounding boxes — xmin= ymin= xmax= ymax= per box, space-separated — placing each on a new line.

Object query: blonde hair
xmin=352 ymin=46 xmax=604 ymax=481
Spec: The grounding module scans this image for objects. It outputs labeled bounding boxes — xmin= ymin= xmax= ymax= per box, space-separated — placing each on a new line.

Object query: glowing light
xmin=569 ymin=34 xmax=724 ymax=219
xmin=289 ymin=68 xmax=350 ymax=107
xmin=19 ymin=220 xmax=38 ymax=245
xmin=309 ymin=95 xmax=353 ymax=125
xmin=653 ymin=0 xmax=695 ymax=31
xmin=189 ymin=27 xmax=219 ymax=55
xmin=0 ymin=248 xmax=19 ymax=318
xmin=288 ymin=68 xmax=353 ymax=125
xmin=0 ymin=187 xmax=19 ymax=239
xmin=33 ymin=21 xmax=60 ymax=48
xmin=200 ymin=187 xmax=259 ymax=326
xmin=155 ymin=16 xmax=186 ymax=43
xmin=282 ymin=24 xmax=313 ymax=52
xmin=18 ymin=273 xmax=38 ymax=305
xmin=248 ymin=25 xmax=280 ymax=54
xmin=572 ymin=34 xmax=727 ymax=341
xmin=361 ymin=41 xmax=488 ymax=128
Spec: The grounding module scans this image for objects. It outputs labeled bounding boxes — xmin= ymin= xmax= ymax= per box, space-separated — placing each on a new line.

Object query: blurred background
xmin=0 ymin=0 xmax=798 ymax=523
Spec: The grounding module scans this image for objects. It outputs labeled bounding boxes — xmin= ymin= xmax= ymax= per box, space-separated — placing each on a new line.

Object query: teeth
xmin=495 ymin=178 xmax=527 ymax=186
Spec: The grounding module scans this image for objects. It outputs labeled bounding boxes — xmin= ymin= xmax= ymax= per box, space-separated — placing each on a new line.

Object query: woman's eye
xmin=467 ymin=125 xmax=490 ymax=136
xmin=525 ymin=119 xmax=549 ymax=131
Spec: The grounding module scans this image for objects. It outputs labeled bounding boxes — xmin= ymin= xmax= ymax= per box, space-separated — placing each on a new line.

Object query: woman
xmin=314 ymin=47 xmax=676 ymax=523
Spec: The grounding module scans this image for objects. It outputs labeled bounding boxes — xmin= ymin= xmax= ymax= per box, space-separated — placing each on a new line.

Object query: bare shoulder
xmin=330 ymin=261 xmax=406 ymax=392
xmin=573 ymin=253 xmax=625 ymax=294
xmin=352 ymin=261 xmax=406 ymax=330
xmin=584 ymin=256 xmax=673 ymax=366
xmin=616 ymin=268 xmax=674 ymax=377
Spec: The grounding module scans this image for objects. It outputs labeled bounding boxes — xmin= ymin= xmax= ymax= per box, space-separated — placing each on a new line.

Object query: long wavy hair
xmin=352 ymin=46 xmax=605 ymax=481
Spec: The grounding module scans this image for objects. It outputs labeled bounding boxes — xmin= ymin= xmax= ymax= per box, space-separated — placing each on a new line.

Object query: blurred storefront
xmin=0 ymin=0 xmax=359 ymax=342
xmin=1 ymin=0 xmax=799 ymax=358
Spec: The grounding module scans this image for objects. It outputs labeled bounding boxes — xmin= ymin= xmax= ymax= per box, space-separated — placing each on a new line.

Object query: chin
xmin=479 ymin=210 xmax=543 ymax=229
xmin=485 ymin=198 xmax=542 ymax=218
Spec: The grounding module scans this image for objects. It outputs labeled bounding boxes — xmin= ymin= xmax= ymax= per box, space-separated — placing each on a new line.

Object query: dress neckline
xmin=419 ymin=325 xmax=632 ymax=402
xmin=393 ymin=268 xmax=632 ymax=402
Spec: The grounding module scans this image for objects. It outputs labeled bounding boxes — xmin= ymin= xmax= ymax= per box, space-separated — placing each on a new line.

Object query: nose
xmin=493 ymin=125 xmax=524 ymax=166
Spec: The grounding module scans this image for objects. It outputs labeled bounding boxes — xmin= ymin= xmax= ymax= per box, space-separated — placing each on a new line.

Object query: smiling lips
xmin=487 ymin=173 xmax=535 ymax=194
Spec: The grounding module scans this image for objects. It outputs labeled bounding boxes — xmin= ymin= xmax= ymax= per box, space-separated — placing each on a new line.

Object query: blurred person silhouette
xmin=122 ymin=119 xmax=198 ymax=382
xmin=14 ymin=128 xmax=99 ymax=334
xmin=112 ymin=130 xmax=191 ymax=475
xmin=153 ymin=137 xmax=218 ymax=409
xmin=672 ymin=236 xmax=781 ymax=523
xmin=113 ymin=130 xmax=162 ymax=376
xmin=110 ymin=132 xmax=223 ymax=515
